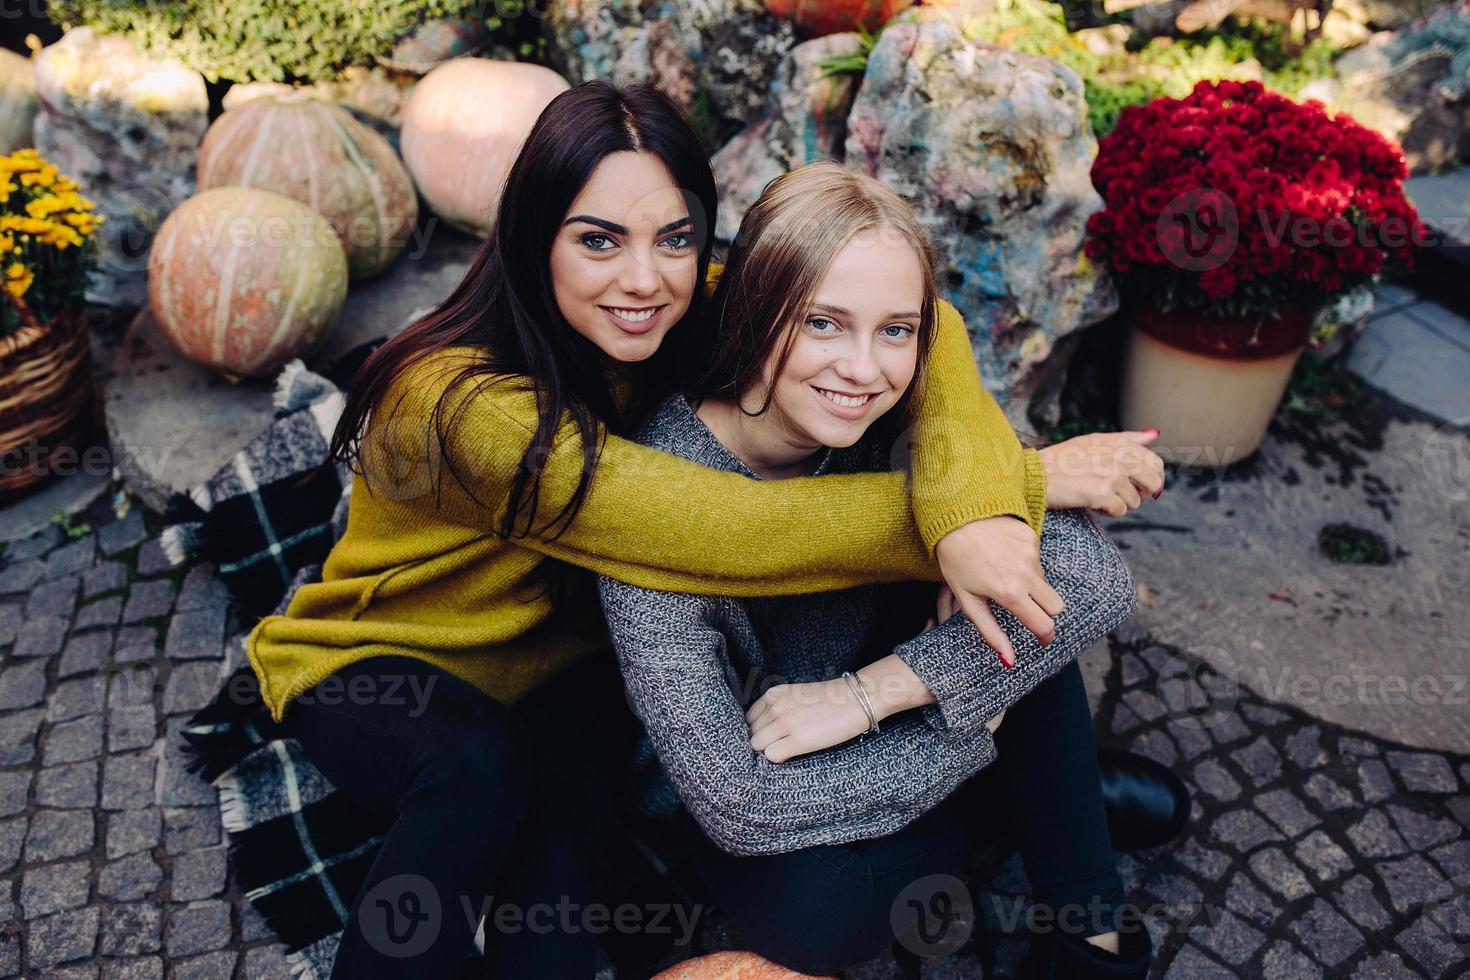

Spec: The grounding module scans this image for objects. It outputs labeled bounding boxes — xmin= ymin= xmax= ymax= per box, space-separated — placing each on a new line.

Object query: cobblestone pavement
xmin=0 ymin=501 xmax=1466 ymax=978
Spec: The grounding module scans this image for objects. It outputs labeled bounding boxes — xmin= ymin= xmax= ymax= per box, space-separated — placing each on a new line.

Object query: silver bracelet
xmin=841 ymin=671 xmax=880 ymax=735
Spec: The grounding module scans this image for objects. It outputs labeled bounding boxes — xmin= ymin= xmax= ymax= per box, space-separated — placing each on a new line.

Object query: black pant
xmin=284 ymin=651 xmax=641 ymax=979
xmin=679 ymin=659 xmax=1126 ymax=976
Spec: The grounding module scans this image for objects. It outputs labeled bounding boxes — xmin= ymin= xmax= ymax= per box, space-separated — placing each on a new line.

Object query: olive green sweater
xmin=246 ymin=298 xmax=1047 ymax=722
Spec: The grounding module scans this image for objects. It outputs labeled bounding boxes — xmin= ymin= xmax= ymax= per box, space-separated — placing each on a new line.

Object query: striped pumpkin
xmin=651 ymin=952 xmax=833 ymax=979
xmin=148 ymin=187 xmax=348 ymax=379
xmin=764 ymin=0 xmax=916 ymax=36
xmin=399 ymin=58 xmax=568 ymax=237
xmin=197 ymin=94 xmax=417 ymax=280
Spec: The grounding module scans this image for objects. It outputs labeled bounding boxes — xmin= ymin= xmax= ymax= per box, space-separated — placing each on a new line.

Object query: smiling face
xmin=548 ymin=150 xmax=699 ymax=363
xmin=747 ymin=230 xmax=925 ymax=454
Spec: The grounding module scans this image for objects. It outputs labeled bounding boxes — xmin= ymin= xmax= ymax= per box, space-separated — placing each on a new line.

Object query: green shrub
xmin=47 ymin=0 xmax=528 ymax=83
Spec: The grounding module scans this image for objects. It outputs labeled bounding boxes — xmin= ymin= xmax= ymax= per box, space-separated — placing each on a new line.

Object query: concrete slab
xmin=102 ymin=219 xmax=482 ymax=513
xmin=0 ymin=471 xmax=110 ymax=543
xmin=1100 ymin=399 xmax=1470 ymax=755
xmin=1346 ymin=308 xmax=1470 ymax=424
xmin=1405 ymin=167 xmax=1470 ymax=250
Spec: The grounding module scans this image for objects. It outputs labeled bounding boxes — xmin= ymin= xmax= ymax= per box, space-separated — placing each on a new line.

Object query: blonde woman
xmin=599 ymin=164 xmax=1161 ymax=979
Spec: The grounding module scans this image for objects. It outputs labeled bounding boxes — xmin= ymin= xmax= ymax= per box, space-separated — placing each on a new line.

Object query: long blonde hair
xmin=694 ymin=162 xmax=940 ymax=431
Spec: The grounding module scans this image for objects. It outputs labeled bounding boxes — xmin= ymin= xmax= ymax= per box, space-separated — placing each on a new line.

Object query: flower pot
xmin=0 ymin=306 xmax=94 ymax=500
xmin=1119 ymin=304 xmax=1315 ymax=468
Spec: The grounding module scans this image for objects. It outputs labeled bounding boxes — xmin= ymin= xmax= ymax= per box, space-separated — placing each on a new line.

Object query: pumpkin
xmin=763 ymin=0 xmax=916 ymax=36
xmin=399 ymin=58 xmax=568 ymax=237
xmin=148 ymin=187 xmax=349 ymax=379
xmin=0 ymin=49 xmax=39 ymax=155
xmin=197 ymin=93 xmax=417 ymax=280
xmin=650 ymin=951 xmax=834 ymax=979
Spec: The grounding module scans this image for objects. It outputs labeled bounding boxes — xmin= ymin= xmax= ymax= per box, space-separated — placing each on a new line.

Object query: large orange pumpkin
xmin=650 ymin=951 xmax=834 ymax=979
xmin=148 ymin=187 xmax=348 ymax=379
xmin=197 ymin=94 xmax=417 ymax=280
xmin=399 ymin=58 xmax=569 ymax=237
xmin=763 ymin=0 xmax=916 ymax=36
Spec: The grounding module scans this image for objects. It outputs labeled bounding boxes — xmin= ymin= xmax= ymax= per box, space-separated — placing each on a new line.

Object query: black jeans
xmin=678 ymin=659 xmax=1125 ymax=976
xmin=284 ymin=651 xmax=641 ymax=979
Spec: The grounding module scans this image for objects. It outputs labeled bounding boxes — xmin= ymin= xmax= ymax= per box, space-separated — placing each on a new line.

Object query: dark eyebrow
xmin=812 ymin=302 xmax=921 ymax=320
xmin=563 ymin=215 xmax=693 ymax=235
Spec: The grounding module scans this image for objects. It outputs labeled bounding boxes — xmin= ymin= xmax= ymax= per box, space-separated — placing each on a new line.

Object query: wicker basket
xmin=0 ymin=299 xmax=93 ymax=500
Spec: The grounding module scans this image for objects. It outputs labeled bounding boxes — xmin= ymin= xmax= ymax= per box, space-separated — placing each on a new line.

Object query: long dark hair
xmin=330 ymin=82 xmax=719 ymax=551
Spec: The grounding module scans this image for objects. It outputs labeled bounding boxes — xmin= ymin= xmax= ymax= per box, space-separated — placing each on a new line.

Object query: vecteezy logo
xmin=1157 ymin=189 xmax=1239 ymax=273
xmin=1154 ymin=643 xmax=1241 ymax=729
xmin=890 ymin=873 xmax=974 ymax=957
xmin=359 ymin=874 xmax=441 ymax=958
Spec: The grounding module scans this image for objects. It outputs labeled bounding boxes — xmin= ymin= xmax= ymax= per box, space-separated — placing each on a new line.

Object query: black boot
xmin=1028 ymin=909 xmax=1153 ymax=980
xmin=1097 ymin=749 xmax=1190 ymax=852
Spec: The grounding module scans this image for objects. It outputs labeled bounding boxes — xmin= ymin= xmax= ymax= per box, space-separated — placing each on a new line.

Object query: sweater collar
xmin=666 ymin=393 xmax=836 ymax=481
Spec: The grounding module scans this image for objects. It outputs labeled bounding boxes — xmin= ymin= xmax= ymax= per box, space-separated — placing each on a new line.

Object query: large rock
xmin=0 ymin=48 xmax=39 ymax=154
xmin=544 ymin=0 xmax=795 ymax=125
xmin=845 ymin=9 xmax=1116 ymax=431
xmin=1312 ymin=3 xmax=1470 ymax=174
xmin=1333 ymin=0 xmax=1456 ymax=30
xmin=712 ymin=33 xmax=866 ymax=241
xmin=31 ymin=27 xmax=208 ymax=310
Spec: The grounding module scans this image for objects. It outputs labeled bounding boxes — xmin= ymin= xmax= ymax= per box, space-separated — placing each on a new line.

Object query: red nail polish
xmin=1153 ymin=489 xmax=1162 ymax=499
xmin=1144 ymin=427 xmax=1160 ymax=436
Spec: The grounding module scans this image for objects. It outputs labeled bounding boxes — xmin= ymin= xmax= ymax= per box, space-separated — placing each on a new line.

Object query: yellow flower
xmin=0 ymin=173 xmax=12 ymax=205
xmin=39 ymin=223 xmax=82 ymax=249
xmin=4 ymin=261 xmax=33 ymax=299
xmin=19 ymin=169 xmax=56 ymax=188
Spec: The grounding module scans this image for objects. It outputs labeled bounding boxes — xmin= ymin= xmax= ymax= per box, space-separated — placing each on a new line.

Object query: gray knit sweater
xmin=597 ymin=394 xmax=1138 ymax=857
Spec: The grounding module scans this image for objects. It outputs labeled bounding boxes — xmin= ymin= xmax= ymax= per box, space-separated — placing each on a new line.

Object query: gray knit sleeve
xmin=597 ymin=576 xmax=1001 ymax=857
xmin=895 ymin=508 xmax=1137 ymax=735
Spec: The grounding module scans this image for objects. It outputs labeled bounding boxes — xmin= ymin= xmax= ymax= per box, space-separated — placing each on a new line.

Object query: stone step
xmin=1346 ymin=283 xmax=1470 ymax=425
xmin=1401 ymin=166 xmax=1470 ymax=320
xmin=104 ymin=222 xmax=481 ymax=513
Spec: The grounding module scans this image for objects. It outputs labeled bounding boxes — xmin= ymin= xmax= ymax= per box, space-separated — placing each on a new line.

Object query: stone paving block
xmin=57 ymin=629 xmax=114 ymax=678
xmin=242 ymin=944 xmax=293 ymax=979
xmin=101 ymin=751 xmax=157 ymax=810
xmin=1188 ymin=907 xmax=1267 ymax=966
xmin=97 ymin=852 xmax=163 ymax=902
xmin=238 ymin=900 xmax=272 ymax=943
xmin=25 ymin=904 xmax=99 ymax=968
xmin=1394 ymin=914 xmax=1465 ymax=977
xmin=107 ymin=705 xmax=157 ymax=754
xmin=1294 ymin=830 xmax=1353 ymax=884
xmin=6 ymin=525 xmax=60 ymax=562
xmin=121 ymin=580 xmax=176 ymax=625
xmin=1241 ymin=703 xmax=1290 ymax=726
xmin=1386 ymin=751 xmax=1459 ymax=794
xmin=163 ymin=663 xmax=223 ymax=716
xmin=1347 ymin=307 xmax=1470 ymax=421
xmin=0 ymin=927 xmax=16 ymax=977
xmin=81 ymin=561 xmax=126 ymax=599
xmin=1346 ymin=810 xmax=1409 ymax=858
xmin=20 ymin=860 xmax=91 ymax=918
xmin=23 ymin=809 xmax=94 ymax=862
xmin=99 ymin=901 xmax=162 ymax=956
xmin=1128 ymin=728 xmax=1178 ymax=767
xmin=106 ymin=807 xmax=162 ymax=859
xmin=1249 ymin=848 xmax=1314 ymax=901
xmin=1281 ymin=725 xmax=1326 ymax=769
xmin=46 ymin=677 xmax=105 ymax=724
xmin=25 ymin=575 xmax=78 ymax=621
xmin=1167 ymin=718 xmax=1212 ymax=761
xmin=1288 ymin=898 xmax=1364 ymax=968
xmin=101 ymin=957 xmax=163 ymax=980
xmin=175 ymin=565 xmax=230 ymax=615
xmin=98 ymin=510 xmax=147 ymax=557
xmin=39 ymin=958 xmax=100 ymax=978
xmin=0 ymin=659 xmax=49 ymax=710
xmin=1191 ymin=759 xmax=1241 ymax=802
xmin=1302 ymin=774 xmax=1355 ymax=812
xmin=163 ymin=806 xmax=220 ymax=855
xmin=12 ymin=614 xmax=67 ymax=657
xmin=1350 ymin=952 xmax=1413 ymax=978
xmin=165 ymin=606 xmax=228 ymax=661
xmin=171 ymin=951 xmax=238 ymax=980
xmin=1223 ymin=875 xmax=1277 ymax=930
xmin=1160 ymin=944 xmax=1234 ymax=979
xmin=1210 ymin=810 xmax=1285 ymax=854
xmin=1388 ymin=803 xmax=1461 ymax=850
xmin=1337 ymin=736 xmax=1380 ymax=758
xmin=171 ymin=846 xmax=228 ymax=901
xmin=165 ymin=900 xmax=232 ymax=957
xmin=1254 ymin=788 xmax=1316 ymax=837
xmin=106 ymin=666 xmax=157 ymax=711
xmin=1430 ymin=838 xmax=1470 ymax=879
xmin=1173 ymin=838 xmax=1231 ymax=880
xmin=1376 ymin=854 xmax=1450 ymax=914
xmin=0 ymin=770 xmax=29 ymax=818
xmin=1230 ymin=736 xmax=1283 ymax=786
xmin=0 ymin=707 xmax=46 ymax=765
xmin=0 ymin=602 xmax=19 ymax=646
xmin=113 ymin=626 xmax=159 ymax=664
xmin=34 ymin=761 xmax=99 ymax=809
xmin=1260 ymin=942 xmax=1321 ymax=980
xmin=72 ymin=595 xmax=123 ymax=632
xmin=0 ymin=815 xmax=26 ymax=872
xmin=1331 ymin=875 xmax=1390 ymax=933
xmin=43 ymin=536 xmax=95 ymax=582
xmin=0 ymin=557 xmax=45 ymax=594
xmin=1356 ymin=759 xmax=1395 ymax=804
xmin=134 ymin=540 xmax=174 ymax=578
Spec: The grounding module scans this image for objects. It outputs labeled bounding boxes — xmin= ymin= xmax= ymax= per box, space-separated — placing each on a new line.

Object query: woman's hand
xmin=934 ymin=516 xmax=1064 ymax=668
xmin=1040 ymin=430 xmax=1165 ymax=516
xmin=747 ymin=678 xmax=871 ymax=763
